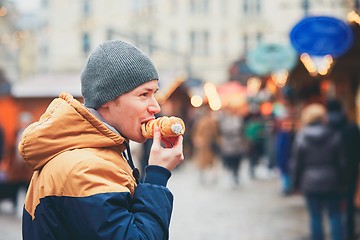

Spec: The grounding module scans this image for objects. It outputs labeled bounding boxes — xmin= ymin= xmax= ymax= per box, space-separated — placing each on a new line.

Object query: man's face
xmin=104 ymin=80 xmax=161 ymax=143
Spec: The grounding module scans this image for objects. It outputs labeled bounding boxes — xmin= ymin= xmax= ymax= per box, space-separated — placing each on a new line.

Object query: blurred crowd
xmin=186 ymin=97 xmax=359 ymax=240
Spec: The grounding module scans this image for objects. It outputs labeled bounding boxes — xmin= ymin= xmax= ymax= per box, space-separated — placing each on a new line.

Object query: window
xmin=243 ymin=0 xmax=262 ymax=15
xmin=256 ymin=32 xmax=262 ymax=44
xmin=41 ymin=0 xmax=49 ymax=8
xmin=190 ymin=0 xmax=209 ymax=14
xmin=256 ymin=0 xmax=261 ymax=14
xmin=83 ymin=0 xmax=90 ymax=17
xmin=132 ymin=0 xmax=156 ymax=15
xmin=82 ymin=32 xmax=91 ymax=54
xmin=243 ymin=0 xmax=249 ymax=14
xmin=40 ymin=44 xmax=48 ymax=59
xmin=243 ymin=33 xmax=248 ymax=54
xmin=190 ymin=30 xmax=209 ymax=56
xmin=147 ymin=33 xmax=154 ymax=55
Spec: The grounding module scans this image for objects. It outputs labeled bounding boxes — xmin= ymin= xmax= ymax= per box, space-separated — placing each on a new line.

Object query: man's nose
xmin=149 ymin=97 xmax=161 ymax=114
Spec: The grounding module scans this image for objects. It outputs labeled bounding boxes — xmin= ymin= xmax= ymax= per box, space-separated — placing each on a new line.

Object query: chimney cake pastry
xmin=141 ymin=116 xmax=185 ymax=138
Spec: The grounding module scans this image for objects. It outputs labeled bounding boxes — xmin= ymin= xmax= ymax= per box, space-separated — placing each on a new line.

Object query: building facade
xmin=16 ymin=0 xmax=354 ymax=86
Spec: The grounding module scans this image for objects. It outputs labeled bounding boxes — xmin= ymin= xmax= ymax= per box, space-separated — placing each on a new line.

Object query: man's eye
xmin=140 ymin=92 xmax=148 ymax=97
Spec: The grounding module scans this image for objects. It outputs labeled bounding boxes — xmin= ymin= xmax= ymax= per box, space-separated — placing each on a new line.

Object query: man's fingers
xmin=152 ymin=126 xmax=162 ymax=147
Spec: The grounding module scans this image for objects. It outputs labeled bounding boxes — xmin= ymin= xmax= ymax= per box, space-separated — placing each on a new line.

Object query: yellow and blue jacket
xmin=20 ymin=93 xmax=173 ymax=240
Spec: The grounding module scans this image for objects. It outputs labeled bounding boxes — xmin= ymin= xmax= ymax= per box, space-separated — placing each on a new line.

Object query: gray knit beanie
xmin=81 ymin=40 xmax=159 ymax=109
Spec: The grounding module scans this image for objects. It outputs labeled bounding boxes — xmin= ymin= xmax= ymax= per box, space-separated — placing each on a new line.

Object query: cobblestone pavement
xmin=1 ymin=160 xmax=357 ymax=240
xmin=168 ymin=161 xmax=309 ymax=240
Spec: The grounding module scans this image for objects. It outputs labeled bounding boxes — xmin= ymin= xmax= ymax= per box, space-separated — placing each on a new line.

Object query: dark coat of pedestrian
xmin=275 ymin=117 xmax=295 ymax=195
xmin=292 ymin=103 xmax=346 ymax=240
xmin=244 ymin=112 xmax=265 ymax=179
xmin=326 ymin=99 xmax=360 ymax=240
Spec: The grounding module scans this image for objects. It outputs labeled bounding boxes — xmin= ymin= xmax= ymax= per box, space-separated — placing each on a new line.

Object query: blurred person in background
xmin=19 ymin=40 xmax=184 ymax=240
xmin=9 ymin=112 xmax=34 ymax=186
xmin=244 ymin=111 xmax=265 ymax=179
xmin=217 ymin=106 xmax=246 ymax=186
xmin=292 ymin=103 xmax=346 ymax=240
xmin=0 ymin=123 xmax=4 ymax=181
xmin=263 ymin=113 xmax=277 ymax=175
xmin=192 ymin=105 xmax=220 ymax=185
xmin=0 ymin=122 xmax=4 ymax=158
xmin=0 ymin=123 xmax=3 ymax=164
xmin=326 ymin=99 xmax=360 ymax=240
xmin=275 ymin=116 xmax=295 ymax=196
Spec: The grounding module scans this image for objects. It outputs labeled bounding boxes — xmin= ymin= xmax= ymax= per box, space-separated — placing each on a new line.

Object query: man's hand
xmin=148 ymin=126 xmax=184 ymax=171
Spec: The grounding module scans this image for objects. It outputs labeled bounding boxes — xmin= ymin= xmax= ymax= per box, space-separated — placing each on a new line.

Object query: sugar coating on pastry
xmin=141 ymin=116 xmax=185 ymax=138
xmin=171 ymin=123 xmax=183 ymax=135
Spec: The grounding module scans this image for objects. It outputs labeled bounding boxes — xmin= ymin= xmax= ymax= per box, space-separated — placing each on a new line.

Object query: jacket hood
xmin=19 ymin=93 xmax=126 ymax=170
xmin=299 ymin=124 xmax=332 ymax=145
